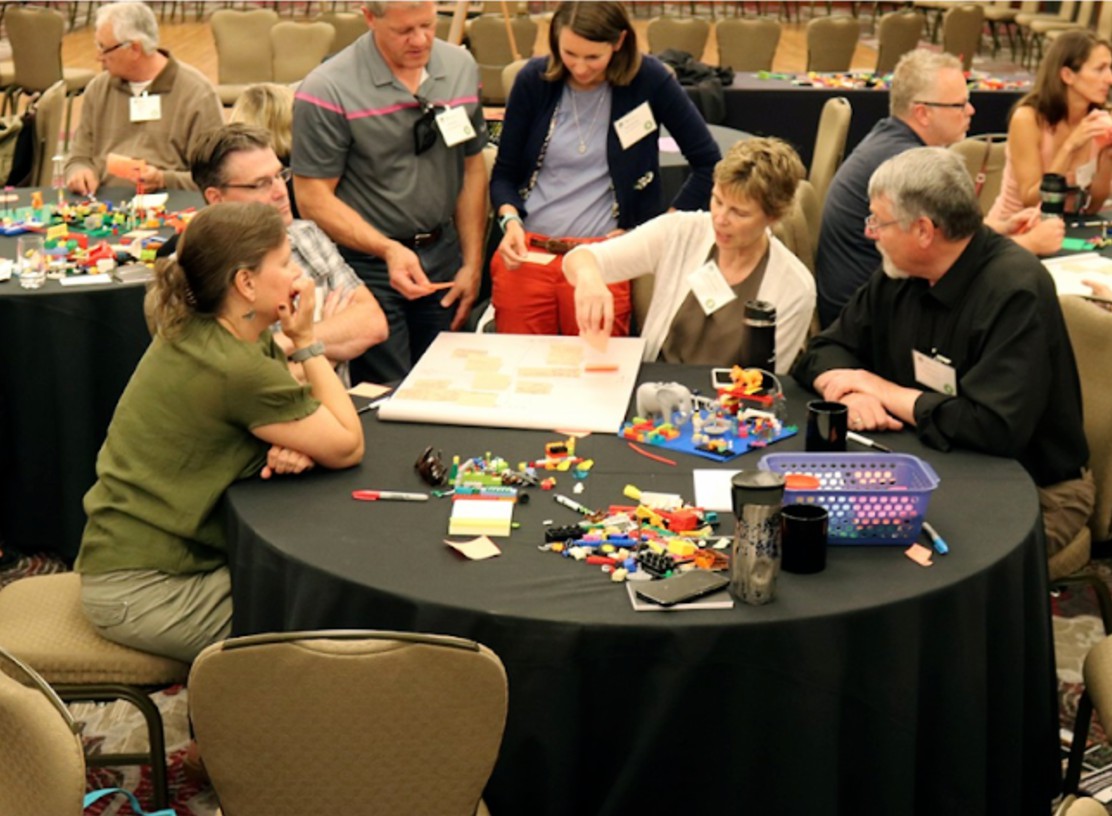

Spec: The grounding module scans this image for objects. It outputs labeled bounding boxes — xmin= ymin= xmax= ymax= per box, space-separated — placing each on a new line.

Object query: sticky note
xmin=445 ymin=535 xmax=502 ymax=560
xmin=904 ymin=542 xmax=933 ymax=567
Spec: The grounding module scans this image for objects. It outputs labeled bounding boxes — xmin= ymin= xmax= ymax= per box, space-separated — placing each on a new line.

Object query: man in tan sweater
xmin=65 ymin=2 xmax=222 ymax=195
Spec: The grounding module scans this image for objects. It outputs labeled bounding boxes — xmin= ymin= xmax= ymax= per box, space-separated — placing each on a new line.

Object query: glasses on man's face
xmin=413 ymin=96 xmax=444 ymax=155
xmin=913 ymin=99 xmax=971 ymax=110
xmin=97 ymin=40 xmax=132 ymax=55
xmin=221 ymin=167 xmax=293 ymax=192
xmin=863 ymin=213 xmax=900 ymax=238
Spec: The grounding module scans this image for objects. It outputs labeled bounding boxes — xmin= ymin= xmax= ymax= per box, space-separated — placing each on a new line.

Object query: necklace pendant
xmin=577 ymin=143 xmax=587 ymax=154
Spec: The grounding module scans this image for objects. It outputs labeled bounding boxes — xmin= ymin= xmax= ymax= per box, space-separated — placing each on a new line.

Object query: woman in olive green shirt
xmin=76 ymin=202 xmax=365 ymax=662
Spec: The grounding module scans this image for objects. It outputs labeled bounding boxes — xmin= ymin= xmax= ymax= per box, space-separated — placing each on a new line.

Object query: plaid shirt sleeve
xmin=287 ymin=220 xmax=363 ymax=298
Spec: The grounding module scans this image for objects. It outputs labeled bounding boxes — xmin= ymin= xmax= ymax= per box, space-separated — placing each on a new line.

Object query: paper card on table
xmin=904 ymin=543 xmax=933 ymax=567
xmin=106 ymin=153 xmax=145 ymax=182
xmin=131 ymin=193 xmax=169 ymax=209
xmin=348 ymin=382 xmax=392 ymax=399
xmin=445 ymin=535 xmax=502 ymax=560
xmin=523 ymin=250 xmax=557 ymax=265
xmin=693 ymin=469 xmax=741 ymax=512
xmin=449 ymin=498 xmax=514 ymax=537
xmin=60 ymin=273 xmax=113 ymax=287
xmin=1042 ymin=253 xmax=1112 ymax=296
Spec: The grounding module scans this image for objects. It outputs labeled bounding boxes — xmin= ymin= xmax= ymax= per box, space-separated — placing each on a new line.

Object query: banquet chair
xmin=805 ymin=15 xmax=860 ymax=73
xmin=1016 ymin=0 xmax=1079 ymax=68
xmin=809 ymin=96 xmax=852 ymax=205
xmin=210 ymin=8 xmax=279 ymax=107
xmin=948 ymin=133 xmax=1008 ymax=216
xmin=1046 ymin=1 xmax=1112 ymax=53
xmin=940 ymin=4 xmax=985 ymax=72
xmin=270 ymin=21 xmax=335 ymax=85
xmin=1064 ymin=633 xmax=1112 ymax=795
xmin=874 ymin=9 xmax=923 ymax=75
xmin=315 ymin=10 xmax=365 ymax=56
xmin=646 ymin=16 xmax=711 ymax=59
xmin=0 ymin=573 xmax=189 ymax=812
xmin=1027 ymin=0 xmax=1098 ymax=69
xmin=983 ymin=0 xmax=1038 ymax=61
xmin=502 ymin=58 xmax=528 ymax=98
xmin=30 ymin=80 xmax=65 ymax=188
xmin=467 ymin=13 xmax=538 ymax=105
xmin=714 ymin=17 xmax=781 ymax=72
xmin=0 ymin=645 xmax=86 ymax=815
xmin=1061 ymin=795 xmax=1111 ymax=816
xmin=3 ymin=6 xmax=94 ymax=151
xmin=189 ymin=630 xmax=508 ymax=816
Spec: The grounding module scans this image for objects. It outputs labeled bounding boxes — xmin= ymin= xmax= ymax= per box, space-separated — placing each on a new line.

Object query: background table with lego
xmin=226 ymin=362 xmax=1056 ymax=816
xmin=0 ymin=188 xmax=202 ymax=562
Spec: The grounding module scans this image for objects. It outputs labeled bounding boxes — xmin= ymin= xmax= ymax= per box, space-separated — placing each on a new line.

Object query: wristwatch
xmin=498 ymin=212 xmax=523 ymax=233
xmin=289 ymin=340 xmax=325 ymax=363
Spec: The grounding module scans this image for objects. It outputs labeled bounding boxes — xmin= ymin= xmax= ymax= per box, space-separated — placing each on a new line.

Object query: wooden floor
xmin=59 ymin=3 xmax=883 ymax=86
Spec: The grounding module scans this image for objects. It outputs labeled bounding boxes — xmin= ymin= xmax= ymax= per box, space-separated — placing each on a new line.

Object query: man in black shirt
xmin=794 ymin=147 xmax=1094 ymax=558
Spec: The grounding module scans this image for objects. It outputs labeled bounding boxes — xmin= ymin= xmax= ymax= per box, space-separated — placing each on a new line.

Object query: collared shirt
xmin=793 ymin=227 xmax=1089 ymax=487
xmin=292 ymin=33 xmax=486 ymax=241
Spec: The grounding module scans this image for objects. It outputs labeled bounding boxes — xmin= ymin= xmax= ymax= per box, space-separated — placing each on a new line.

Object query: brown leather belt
xmin=528 ymin=235 xmax=596 ymax=255
xmin=394 ymin=225 xmax=443 ymax=249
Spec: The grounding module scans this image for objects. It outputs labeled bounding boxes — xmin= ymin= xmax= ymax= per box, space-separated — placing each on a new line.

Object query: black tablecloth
xmin=225 ymin=361 xmax=1057 ymax=815
xmin=0 ymin=188 xmax=201 ymax=559
xmin=724 ymin=73 xmax=1024 ymax=168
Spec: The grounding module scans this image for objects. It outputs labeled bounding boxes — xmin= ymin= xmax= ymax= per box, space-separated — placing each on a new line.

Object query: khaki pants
xmin=1040 ymin=469 xmax=1097 ymax=559
xmin=80 ymin=568 xmax=232 ymax=663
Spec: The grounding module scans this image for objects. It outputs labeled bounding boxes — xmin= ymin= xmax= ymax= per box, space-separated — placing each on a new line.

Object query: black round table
xmin=225 ymin=362 xmax=1056 ymax=816
xmin=0 ymin=188 xmax=201 ymax=560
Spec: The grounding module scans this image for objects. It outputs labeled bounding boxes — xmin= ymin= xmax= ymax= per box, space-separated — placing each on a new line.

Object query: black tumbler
xmin=740 ymin=299 xmax=776 ymax=370
xmin=1039 ymin=173 xmax=1067 ymax=219
xmin=780 ymin=503 xmax=829 ymax=574
xmin=805 ymin=400 xmax=848 ymax=452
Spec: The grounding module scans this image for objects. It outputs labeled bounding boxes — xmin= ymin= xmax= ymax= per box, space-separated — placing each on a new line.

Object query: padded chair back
xmin=190 ymin=630 xmax=508 ymax=816
xmin=942 ymin=4 xmax=985 ymax=71
xmin=714 ymin=17 xmax=781 ymax=72
xmin=875 ymin=10 xmax=924 ymax=74
xmin=806 ymin=16 xmax=860 ymax=72
xmin=211 ymin=8 xmax=278 ymax=101
xmin=502 ymin=58 xmax=528 ymax=98
xmin=809 ymin=96 xmax=852 ymax=204
xmin=1060 ymin=296 xmax=1112 ymax=543
xmin=271 ymin=21 xmax=335 ymax=85
xmin=771 ymin=190 xmax=814 ymax=274
xmin=948 ymin=133 xmax=1008 ymax=215
xmin=0 ymin=645 xmax=85 ymax=815
xmin=468 ymin=14 xmax=538 ymax=105
xmin=315 ymin=11 xmax=365 ymax=56
xmin=647 ymin=16 xmax=711 ymax=58
xmin=795 ymin=178 xmax=822 ymax=266
xmin=6 ymin=6 xmax=64 ymax=92
xmin=31 ymin=80 xmax=65 ymax=188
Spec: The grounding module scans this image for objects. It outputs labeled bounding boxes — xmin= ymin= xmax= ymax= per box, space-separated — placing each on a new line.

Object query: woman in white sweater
xmin=564 ymin=137 xmax=815 ymax=374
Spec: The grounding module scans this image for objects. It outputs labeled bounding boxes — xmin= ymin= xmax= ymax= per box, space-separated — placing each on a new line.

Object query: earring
xmin=242 ymin=309 xmax=256 ymax=320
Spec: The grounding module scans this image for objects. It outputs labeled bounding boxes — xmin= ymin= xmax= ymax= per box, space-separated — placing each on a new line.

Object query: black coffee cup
xmin=805 ymin=400 xmax=848 ymax=452
xmin=781 ymin=503 xmax=829 ymax=574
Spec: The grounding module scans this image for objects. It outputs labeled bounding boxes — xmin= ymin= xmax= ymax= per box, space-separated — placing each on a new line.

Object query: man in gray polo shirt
xmin=292 ymin=1 xmax=488 ymax=383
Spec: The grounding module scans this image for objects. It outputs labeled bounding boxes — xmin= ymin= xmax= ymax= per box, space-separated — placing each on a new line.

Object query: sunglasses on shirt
xmin=413 ymin=96 xmax=445 ymax=155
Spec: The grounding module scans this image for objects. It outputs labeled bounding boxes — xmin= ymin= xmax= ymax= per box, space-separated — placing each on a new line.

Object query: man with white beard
xmin=792 ymin=147 xmax=1093 ymax=561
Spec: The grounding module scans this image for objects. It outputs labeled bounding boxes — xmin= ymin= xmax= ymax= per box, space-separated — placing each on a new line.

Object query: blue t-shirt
xmin=814 ymin=117 xmax=924 ymax=328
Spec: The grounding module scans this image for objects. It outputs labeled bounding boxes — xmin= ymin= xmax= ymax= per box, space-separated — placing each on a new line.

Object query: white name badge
xmin=613 ymin=101 xmax=657 ymax=150
xmin=435 ymin=106 xmax=476 ymax=148
xmin=129 ymin=94 xmax=162 ymax=122
xmin=686 ymin=260 xmax=737 ymax=316
xmin=912 ymin=349 xmax=958 ymax=396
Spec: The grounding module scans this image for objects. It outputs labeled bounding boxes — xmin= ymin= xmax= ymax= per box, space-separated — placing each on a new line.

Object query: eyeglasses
xmin=413 ymin=96 xmax=444 ymax=156
xmin=221 ymin=167 xmax=292 ymax=192
xmin=864 ymin=213 xmax=901 ymax=237
xmin=913 ymin=99 xmax=971 ymax=109
xmin=97 ymin=40 xmax=132 ymax=55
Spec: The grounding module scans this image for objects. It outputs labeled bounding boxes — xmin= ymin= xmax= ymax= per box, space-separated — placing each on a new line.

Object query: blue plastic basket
xmin=758 ymin=453 xmax=941 ymax=545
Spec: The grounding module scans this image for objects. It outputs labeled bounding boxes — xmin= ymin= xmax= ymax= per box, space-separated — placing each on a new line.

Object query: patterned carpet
xmin=4 ymin=546 xmax=1112 ymax=813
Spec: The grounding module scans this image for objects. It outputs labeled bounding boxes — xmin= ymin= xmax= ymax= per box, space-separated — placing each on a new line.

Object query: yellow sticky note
xmin=904 ymin=542 xmax=933 ymax=567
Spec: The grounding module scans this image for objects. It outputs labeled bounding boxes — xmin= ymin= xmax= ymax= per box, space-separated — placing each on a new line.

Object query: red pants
xmin=491 ymin=232 xmax=631 ymax=336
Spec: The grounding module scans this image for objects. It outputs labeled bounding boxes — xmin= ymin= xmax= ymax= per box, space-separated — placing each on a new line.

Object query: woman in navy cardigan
xmin=490 ymin=1 xmax=721 ymax=336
